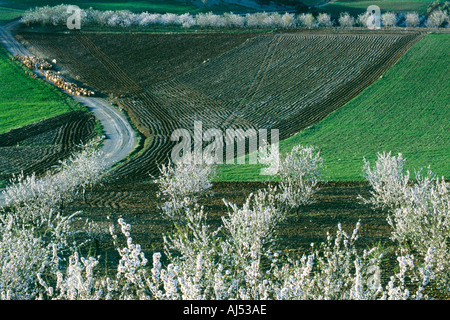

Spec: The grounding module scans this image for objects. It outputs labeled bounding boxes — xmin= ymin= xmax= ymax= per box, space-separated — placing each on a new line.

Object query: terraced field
xmin=157 ymin=32 xmax=422 ymax=136
xmin=17 ymin=28 xmax=423 ymax=182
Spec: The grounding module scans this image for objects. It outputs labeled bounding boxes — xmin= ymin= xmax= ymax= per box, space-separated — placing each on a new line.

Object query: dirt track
xmin=0 ymin=20 xmax=137 ymax=206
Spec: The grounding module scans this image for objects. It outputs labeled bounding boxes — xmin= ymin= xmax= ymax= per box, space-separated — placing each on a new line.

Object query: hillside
xmin=17 ymin=29 xmax=423 ymax=181
xmin=0 ymin=0 xmax=288 ymax=14
xmin=217 ymin=33 xmax=450 ymax=181
xmin=0 ymin=45 xmax=83 ymax=134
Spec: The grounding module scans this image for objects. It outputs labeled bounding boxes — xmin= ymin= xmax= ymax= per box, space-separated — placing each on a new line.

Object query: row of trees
xmin=1 ymin=138 xmax=448 ymax=299
xmin=20 ymin=4 xmax=450 ymax=28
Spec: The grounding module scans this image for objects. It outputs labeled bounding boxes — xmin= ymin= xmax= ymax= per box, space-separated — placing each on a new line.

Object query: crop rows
xmin=0 ymin=110 xmax=96 ymax=180
xmin=270 ymin=33 xmax=449 ymax=181
xmin=73 ymin=32 xmax=193 ymax=179
xmin=17 ymin=33 xmax=120 ymax=96
xmin=135 ymin=32 xmax=421 ymax=180
xmin=101 ymin=32 xmax=423 ymax=181
xmin=73 ymin=33 xmax=184 ymax=138
xmin=275 ymin=32 xmax=424 ymax=137
xmin=17 ymin=32 xmax=181 ymax=180
xmin=154 ymin=33 xmax=423 ymax=139
xmin=17 ymin=30 xmax=423 ymax=182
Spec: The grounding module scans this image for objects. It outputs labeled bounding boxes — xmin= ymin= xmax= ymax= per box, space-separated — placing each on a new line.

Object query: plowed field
xmin=0 ymin=110 xmax=97 ymax=181
xmin=17 ymin=29 xmax=423 ymax=182
xmin=65 ymin=180 xmax=391 ymax=272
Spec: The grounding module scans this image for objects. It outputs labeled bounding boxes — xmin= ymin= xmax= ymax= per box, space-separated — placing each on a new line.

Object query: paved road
xmin=0 ymin=20 xmax=136 ymax=206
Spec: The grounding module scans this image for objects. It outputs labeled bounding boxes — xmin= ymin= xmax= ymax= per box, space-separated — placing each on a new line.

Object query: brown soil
xmin=64 ymin=180 xmax=392 ymax=274
xmin=16 ymin=29 xmax=425 ymax=183
xmin=0 ymin=110 xmax=97 ymax=180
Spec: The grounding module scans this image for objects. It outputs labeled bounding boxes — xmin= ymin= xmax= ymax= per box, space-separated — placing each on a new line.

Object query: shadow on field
xmin=65 ymin=180 xmax=392 ymax=274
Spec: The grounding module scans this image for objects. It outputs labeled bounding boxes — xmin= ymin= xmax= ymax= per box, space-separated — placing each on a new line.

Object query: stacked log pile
xmin=43 ymin=70 xmax=94 ymax=96
xmin=15 ymin=55 xmax=52 ymax=70
xmin=15 ymin=55 xmax=95 ymax=97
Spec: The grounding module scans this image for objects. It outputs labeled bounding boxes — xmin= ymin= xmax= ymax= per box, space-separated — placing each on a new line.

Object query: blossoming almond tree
xmin=21 ymin=5 xmax=445 ymax=30
xmin=2 ymin=142 xmax=446 ymax=300
xmin=153 ymin=152 xmax=217 ymax=221
xmin=46 ymin=214 xmax=435 ymax=300
xmin=426 ymin=9 xmax=449 ymax=27
xmin=0 ymin=139 xmax=106 ymax=299
xmin=361 ymin=152 xmax=449 ymax=293
xmin=317 ymin=13 xmax=333 ymax=27
xmin=405 ymin=12 xmax=420 ymax=27
xmin=338 ymin=12 xmax=355 ymax=27
xmin=382 ymin=12 xmax=397 ymax=27
xmin=275 ymin=145 xmax=325 ymax=212
xmin=297 ymin=13 xmax=316 ymax=29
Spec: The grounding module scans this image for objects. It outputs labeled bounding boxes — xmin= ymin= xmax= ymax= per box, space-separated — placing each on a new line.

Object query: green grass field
xmin=0 ymin=6 xmax=24 ymax=24
xmin=0 ymin=0 xmax=195 ymax=12
xmin=320 ymin=0 xmax=432 ymax=17
xmin=78 ymin=0 xmax=198 ymax=14
xmin=0 ymin=0 xmax=259 ymax=14
xmin=0 ymin=46 xmax=84 ymax=134
xmin=216 ymin=33 xmax=449 ymax=182
xmin=1 ymin=0 xmax=434 ymax=15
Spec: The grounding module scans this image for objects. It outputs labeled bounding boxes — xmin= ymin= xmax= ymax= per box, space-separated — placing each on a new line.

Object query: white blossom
xmin=338 ymin=12 xmax=355 ymax=27
xmin=275 ymin=145 xmax=324 ymax=211
xmin=317 ymin=13 xmax=333 ymax=27
xmin=297 ymin=13 xmax=316 ymax=29
xmin=382 ymin=12 xmax=397 ymax=27
xmin=426 ymin=9 xmax=449 ymax=27
xmin=405 ymin=12 xmax=420 ymax=27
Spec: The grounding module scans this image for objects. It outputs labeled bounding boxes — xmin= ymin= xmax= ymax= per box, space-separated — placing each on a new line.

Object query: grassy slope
xmin=77 ymin=0 xmax=198 ymax=14
xmin=1 ymin=0 xmax=194 ymax=12
xmin=321 ymin=0 xmax=432 ymax=17
xmin=1 ymin=0 xmax=433 ymax=15
xmin=0 ymin=0 xmax=258 ymax=14
xmin=0 ymin=6 xmax=24 ymax=24
xmin=216 ymin=33 xmax=449 ymax=181
xmin=0 ymin=46 xmax=84 ymax=134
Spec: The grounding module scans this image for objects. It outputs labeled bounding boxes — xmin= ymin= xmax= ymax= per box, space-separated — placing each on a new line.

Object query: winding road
xmin=0 ymin=20 xmax=136 ymax=206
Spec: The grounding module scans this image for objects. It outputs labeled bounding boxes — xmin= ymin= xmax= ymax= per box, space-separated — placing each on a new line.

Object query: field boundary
xmin=0 ymin=21 xmax=137 ymax=192
xmin=276 ymin=31 xmax=425 ymax=140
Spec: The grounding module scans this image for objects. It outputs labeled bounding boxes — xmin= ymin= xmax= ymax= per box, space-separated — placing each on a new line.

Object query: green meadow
xmin=0 ymin=0 xmax=259 ymax=14
xmin=0 ymin=6 xmax=24 ymax=24
xmin=0 ymin=46 xmax=84 ymax=134
xmin=321 ymin=0 xmax=432 ymax=17
xmin=217 ymin=33 xmax=450 ymax=181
